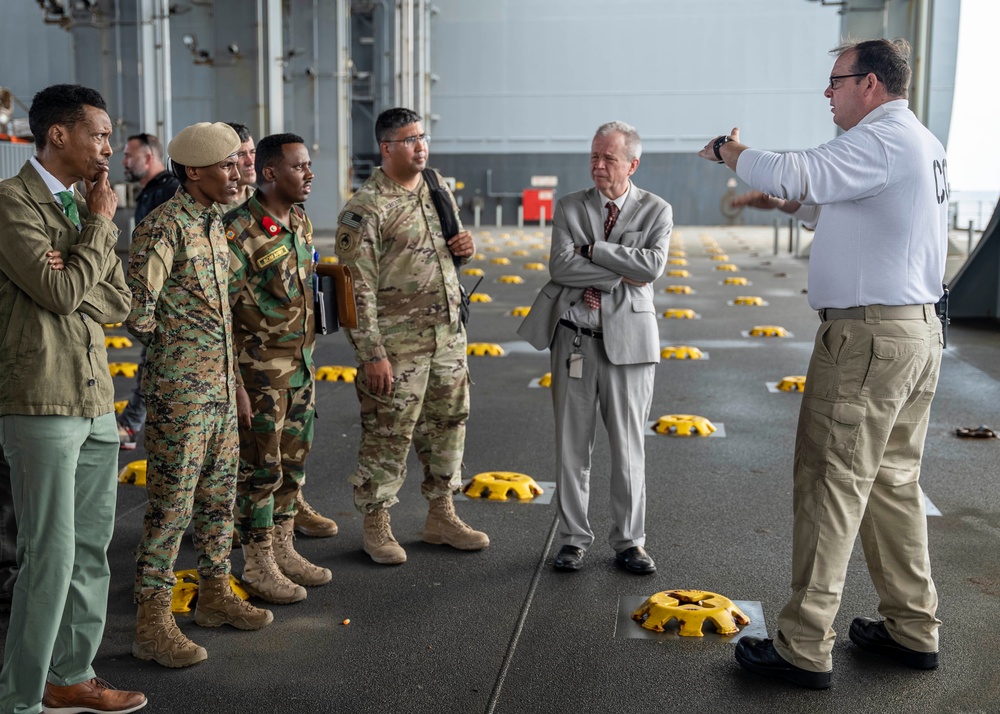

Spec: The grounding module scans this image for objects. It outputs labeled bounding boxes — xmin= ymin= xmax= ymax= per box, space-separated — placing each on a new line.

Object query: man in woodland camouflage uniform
xmin=224 ymin=133 xmax=331 ymax=604
xmin=335 ymin=107 xmax=489 ymax=565
xmin=226 ymin=121 xmax=337 ymax=540
xmin=127 ymin=122 xmax=272 ymax=669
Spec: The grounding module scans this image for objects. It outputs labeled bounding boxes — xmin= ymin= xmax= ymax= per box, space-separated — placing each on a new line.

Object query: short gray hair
xmin=594 ymin=121 xmax=642 ymax=161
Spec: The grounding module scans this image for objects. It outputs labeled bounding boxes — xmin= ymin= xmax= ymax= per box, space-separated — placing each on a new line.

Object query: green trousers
xmin=0 ymin=413 xmax=119 ymax=714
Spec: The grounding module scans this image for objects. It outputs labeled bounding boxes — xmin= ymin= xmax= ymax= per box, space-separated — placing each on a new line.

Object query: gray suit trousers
xmin=551 ymin=323 xmax=653 ymax=552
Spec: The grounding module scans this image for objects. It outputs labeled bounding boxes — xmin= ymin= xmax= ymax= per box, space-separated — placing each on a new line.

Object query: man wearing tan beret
xmin=126 ymin=122 xmax=273 ymax=669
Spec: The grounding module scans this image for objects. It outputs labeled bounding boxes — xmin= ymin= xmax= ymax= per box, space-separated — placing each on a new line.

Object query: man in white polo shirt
xmin=700 ymin=38 xmax=946 ymax=689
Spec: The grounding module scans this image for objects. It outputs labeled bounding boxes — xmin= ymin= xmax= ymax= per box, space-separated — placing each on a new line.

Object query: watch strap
xmin=713 ymin=135 xmax=733 ymax=163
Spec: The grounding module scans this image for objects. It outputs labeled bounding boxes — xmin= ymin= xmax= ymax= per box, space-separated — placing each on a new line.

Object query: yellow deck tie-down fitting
xmin=109 ymin=362 xmax=139 ymax=378
xmin=654 ymin=414 xmax=716 ymax=437
xmin=631 ymin=589 xmax=750 ymax=636
xmin=464 ymin=472 xmax=544 ymax=501
xmin=118 ymin=460 xmax=147 ymax=486
xmin=316 ymin=365 xmax=358 ymax=382
xmin=777 ymin=375 xmax=806 ymax=392
xmin=171 ymin=569 xmax=250 ymax=614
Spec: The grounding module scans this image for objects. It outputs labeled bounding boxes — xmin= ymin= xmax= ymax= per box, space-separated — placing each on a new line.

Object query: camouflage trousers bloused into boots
xmin=423 ymin=493 xmax=490 ymax=550
xmin=362 ymin=509 xmax=406 ymax=565
xmin=273 ymin=518 xmax=332 ymax=586
xmin=294 ymin=493 xmax=338 ymax=537
xmin=241 ymin=529 xmax=307 ymax=604
xmin=194 ymin=575 xmax=274 ymax=629
xmin=133 ymin=590 xmax=208 ymax=668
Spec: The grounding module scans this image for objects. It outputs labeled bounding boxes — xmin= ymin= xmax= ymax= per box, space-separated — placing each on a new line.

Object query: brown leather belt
xmin=559 ymin=318 xmax=603 ymax=339
xmin=817 ymin=304 xmax=933 ymax=322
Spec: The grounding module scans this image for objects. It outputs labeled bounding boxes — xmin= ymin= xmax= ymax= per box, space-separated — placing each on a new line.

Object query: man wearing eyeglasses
xmin=700 ymin=38 xmax=946 ymax=689
xmin=335 ymin=107 xmax=489 ymax=566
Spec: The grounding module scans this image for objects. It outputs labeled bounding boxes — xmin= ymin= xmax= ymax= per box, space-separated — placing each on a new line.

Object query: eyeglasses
xmin=382 ymin=133 xmax=429 ymax=148
xmin=827 ymin=72 xmax=872 ymax=90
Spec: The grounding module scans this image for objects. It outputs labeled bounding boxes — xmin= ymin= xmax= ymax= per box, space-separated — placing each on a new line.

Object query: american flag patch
xmin=340 ymin=211 xmax=362 ymax=229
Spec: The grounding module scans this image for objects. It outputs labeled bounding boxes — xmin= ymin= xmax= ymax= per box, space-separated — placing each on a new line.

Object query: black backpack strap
xmin=422 ymin=168 xmax=461 ymax=246
xmin=422 ymin=168 xmax=440 ymax=191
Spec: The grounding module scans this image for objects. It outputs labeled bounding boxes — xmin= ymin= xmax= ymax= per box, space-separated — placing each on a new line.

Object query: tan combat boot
xmin=240 ymin=530 xmax=307 ymax=604
xmin=362 ymin=508 xmax=407 ymax=565
xmin=423 ymin=494 xmax=490 ymax=550
xmin=133 ymin=590 xmax=208 ymax=668
xmin=294 ymin=494 xmax=339 ymax=537
xmin=273 ymin=519 xmax=333 ymax=586
xmin=194 ymin=575 xmax=275 ymax=629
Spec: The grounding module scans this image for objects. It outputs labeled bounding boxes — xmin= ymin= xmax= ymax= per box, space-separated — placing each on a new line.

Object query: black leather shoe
xmin=848 ymin=618 xmax=939 ymax=669
xmin=734 ymin=637 xmax=832 ymax=689
xmin=552 ymin=545 xmax=585 ymax=571
xmin=614 ymin=546 xmax=656 ymax=574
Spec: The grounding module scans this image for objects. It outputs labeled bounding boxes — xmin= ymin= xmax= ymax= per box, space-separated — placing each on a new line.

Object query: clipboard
xmin=314 ymin=263 xmax=358 ymax=332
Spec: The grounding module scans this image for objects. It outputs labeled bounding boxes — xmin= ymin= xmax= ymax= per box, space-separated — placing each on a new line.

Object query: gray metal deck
xmin=3 ymin=225 xmax=998 ymax=714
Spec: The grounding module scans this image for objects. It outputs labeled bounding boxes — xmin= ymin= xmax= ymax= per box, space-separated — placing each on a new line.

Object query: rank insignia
xmin=261 ymin=216 xmax=281 ymax=236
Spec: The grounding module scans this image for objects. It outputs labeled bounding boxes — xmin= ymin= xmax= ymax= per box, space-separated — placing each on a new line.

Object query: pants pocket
xmin=797 ymin=397 xmax=867 ymax=479
xmin=861 ymin=335 xmax=925 ymax=399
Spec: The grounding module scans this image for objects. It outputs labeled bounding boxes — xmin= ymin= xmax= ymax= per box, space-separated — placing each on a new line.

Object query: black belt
xmin=818 ymin=305 xmax=933 ymax=322
xmin=559 ymin=318 xmax=603 ymax=339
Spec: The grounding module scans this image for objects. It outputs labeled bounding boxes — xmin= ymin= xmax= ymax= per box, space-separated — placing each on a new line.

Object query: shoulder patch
xmin=338 ymin=231 xmax=357 ymax=254
xmin=340 ymin=211 xmax=362 ymax=229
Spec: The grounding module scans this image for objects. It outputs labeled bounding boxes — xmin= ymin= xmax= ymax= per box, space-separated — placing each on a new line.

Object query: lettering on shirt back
xmin=933 ymin=159 xmax=949 ymax=205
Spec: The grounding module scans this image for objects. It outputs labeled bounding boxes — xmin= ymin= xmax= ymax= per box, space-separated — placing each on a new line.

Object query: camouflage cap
xmin=168 ymin=122 xmax=241 ymax=167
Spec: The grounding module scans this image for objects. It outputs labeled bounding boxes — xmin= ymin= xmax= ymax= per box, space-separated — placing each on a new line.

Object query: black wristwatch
xmin=713 ymin=135 xmax=733 ymax=163
xmin=583 ymin=244 xmax=594 ymax=261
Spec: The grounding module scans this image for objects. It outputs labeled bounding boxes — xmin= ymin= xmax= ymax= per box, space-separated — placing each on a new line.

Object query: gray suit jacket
xmin=517 ymin=183 xmax=672 ymax=364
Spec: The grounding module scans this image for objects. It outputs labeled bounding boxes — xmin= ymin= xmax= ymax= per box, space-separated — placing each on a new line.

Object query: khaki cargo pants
xmin=775 ymin=305 xmax=943 ymax=672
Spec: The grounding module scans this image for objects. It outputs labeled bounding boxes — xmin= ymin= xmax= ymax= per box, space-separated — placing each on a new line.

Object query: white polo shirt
xmin=736 ymin=100 xmax=948 ymax=310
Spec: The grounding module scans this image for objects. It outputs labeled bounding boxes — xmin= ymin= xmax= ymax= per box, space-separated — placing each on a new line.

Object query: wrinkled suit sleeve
xmin=547 ymin=198 xmax=622 ymax=292
xmin=591 ymin=200 xmax=672 ymax=283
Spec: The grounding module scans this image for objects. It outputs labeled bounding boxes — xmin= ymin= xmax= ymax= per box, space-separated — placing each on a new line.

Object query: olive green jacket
xmin=0 ymin=160 xmax=130 ymax=417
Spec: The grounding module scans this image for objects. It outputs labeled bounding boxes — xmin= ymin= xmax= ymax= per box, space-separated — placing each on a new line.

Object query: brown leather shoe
xmin=42 ymin=677 xmax=147 ymax=713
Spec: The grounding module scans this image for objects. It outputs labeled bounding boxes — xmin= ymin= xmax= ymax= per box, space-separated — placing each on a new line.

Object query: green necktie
xmin=57 ymin=190 xmax=80 ymax=226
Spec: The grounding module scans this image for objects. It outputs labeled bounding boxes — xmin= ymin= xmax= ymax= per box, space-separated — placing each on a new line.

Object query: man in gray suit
xmin=518 ymin=121 xmax=672 ymax=574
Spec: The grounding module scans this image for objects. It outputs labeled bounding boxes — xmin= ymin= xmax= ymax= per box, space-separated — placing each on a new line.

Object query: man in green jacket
xmin=0 ymin=84 xmax=146 ymax=714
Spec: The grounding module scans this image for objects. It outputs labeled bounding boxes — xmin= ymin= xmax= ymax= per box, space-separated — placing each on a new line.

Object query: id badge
xmin=567 ymin=353 xmax=584 ymax=379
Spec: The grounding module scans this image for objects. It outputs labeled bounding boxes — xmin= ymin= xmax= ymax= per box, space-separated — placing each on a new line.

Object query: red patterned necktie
xmin=584 ymin=201 xmax=620 ymax=310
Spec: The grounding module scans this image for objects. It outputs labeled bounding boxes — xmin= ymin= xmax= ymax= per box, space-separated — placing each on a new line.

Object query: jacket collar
xmin=19 ymin=160 xmax=86 ymax=230
xmin=586 ymin=183 xmax=642 ymax=243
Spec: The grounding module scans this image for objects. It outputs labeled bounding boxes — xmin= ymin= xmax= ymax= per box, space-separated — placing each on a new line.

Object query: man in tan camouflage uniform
xmin=335 ymin=107 xmax=489 ymax=565
xmin=127 ymin=122 xmax=272 ymax=669
xmin=224 ymin=133 xmax=331 ymax=604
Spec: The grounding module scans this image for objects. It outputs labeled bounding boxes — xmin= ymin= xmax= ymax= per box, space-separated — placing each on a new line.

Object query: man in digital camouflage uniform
xmin=224 ymin=133 xmax=331 ymax=604
xmin=335 ymin=107 xmax=489 ymax=565
xmin=127 ymin=122 xmax=273 ymax=669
